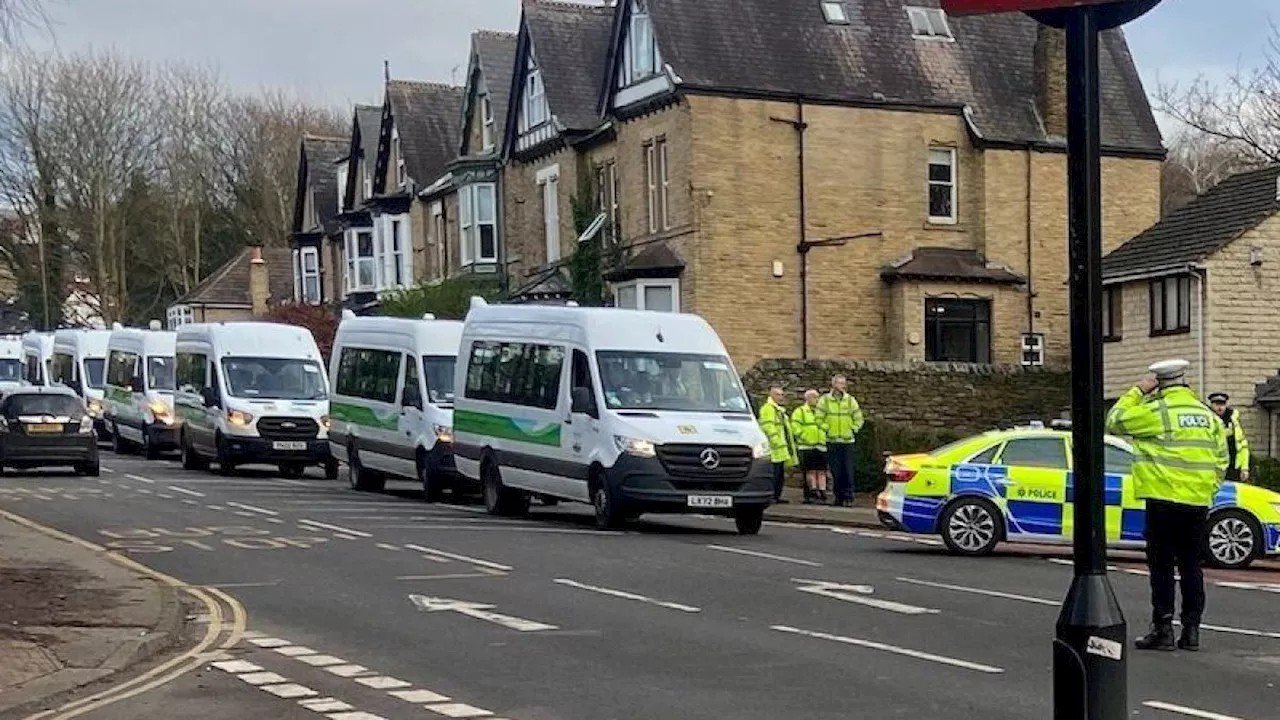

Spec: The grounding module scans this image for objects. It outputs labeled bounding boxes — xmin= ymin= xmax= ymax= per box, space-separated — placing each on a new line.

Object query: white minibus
xmin=52 ymin=328 xmax=112 ymax=438
xmin=104 ymin=322 xmax=178 ymax=458
xmin=329 ymin=313 xmax=464 ymax=499
xmin=21 ymin=332 xmax=53 ymax=386
xmin=0 ymin=336 xmax=23 ymax=391
xmin=453 ymin=298 xmax=773 ymax=533
xmin=175 ymin=321 xmax=334 ymax=478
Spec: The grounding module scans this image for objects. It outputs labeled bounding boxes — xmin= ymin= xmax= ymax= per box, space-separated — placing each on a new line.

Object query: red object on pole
xmin=941 ymin=0 xmax=1124 ymax=15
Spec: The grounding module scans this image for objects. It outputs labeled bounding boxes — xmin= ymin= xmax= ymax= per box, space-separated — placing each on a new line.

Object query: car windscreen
xmin=422 ymin=355 xmax=456 ymax=405
xmin=0 ymin=359 xmax=20 ymax=383
xmin=220 ymin=357 xmax=327 ymax=400
xmin=595 ymin=351 xmax=750 ymax=414
xmin=147 ymin=356 xmax=175 ymax=391
xmin=83 ymin=358 xmax=105 ymax=388
xmin=6 ymin=393 xmax=82 ymax=417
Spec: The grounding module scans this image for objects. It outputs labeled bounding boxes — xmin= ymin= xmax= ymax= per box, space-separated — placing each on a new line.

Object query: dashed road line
xmin=705 ymin=544 xmax=822 ymax=567
xmin=895 ymin=577 xmax=1059 ymax=606
xmin=247 ymin=637 xmax=292 ymax=648
xmin=126 ymin=473 xmax=155 ymax=484
xmin=168 ymin=485 xmax=206 ymax=498
xmin=227 ymin=501 xmax=279 ymax=516
xmin=375 ymin=543 xmax=401 ymax=551
xmin=156 ymin=492 xmax=174 ymax=499
xmin=771 ymin=625 xmax=1004 ymax=674
xmin=1142 ymin=701 xmax=1249 ymax=719
xmin=274 ymin=645 xmax=318 ymax=657
xmin=426 ymin=704 xmax=492 ymax=718
xmin=299 ymin=697 xmax=355 ymax=713
xmin=403 ymin=544 xmax=512 ymax=572
xmin=207 ymin=504 xmax=227 ymax=512
xmin=326 ymin=664 xmax=372 ymax=678
xmin=101 ymin=467 xmax=116 ymax=473
xmin=553 ymin=578 xmax=701 ymax=613
xmin=297 ymin=518 xmax=372 ymax=538
xmin=390 ymin=689 xmax=450 ymax=703
xmin=355 ymin=675 xmax=412 ymax=690
xmin=182 ymin=499 xmax=200 ymax=505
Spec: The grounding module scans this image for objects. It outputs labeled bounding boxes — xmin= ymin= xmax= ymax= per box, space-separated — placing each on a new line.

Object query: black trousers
xmin=1144 ymin=499 xmax=1208 ymax=626
xmin=771 ymin=462 xmax=786 ymax=500
xmin=827 ymin=443 xmax=854 ymax=501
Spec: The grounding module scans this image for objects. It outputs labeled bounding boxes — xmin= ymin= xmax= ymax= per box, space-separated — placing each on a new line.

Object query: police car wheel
xmin=940 ymin=498 xmax=1002 ymax=556
xmin=1204 ymin=510 xmax=1261 ymax=569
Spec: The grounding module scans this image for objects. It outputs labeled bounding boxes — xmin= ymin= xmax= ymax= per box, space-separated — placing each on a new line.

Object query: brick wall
xmin=1102 ymin=278 xmax=1202 ymax=399
xmin=743 ymin=359 xmax=1071 ymax=436
xmin=501 ymin=145 xmax=580 ymax=283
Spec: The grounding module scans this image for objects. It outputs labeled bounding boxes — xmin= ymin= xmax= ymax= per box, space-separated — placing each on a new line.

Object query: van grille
xmin=256 ymin=416 xmax=319 ymax=441
xmin=656 ymin=444 xmax=753 ymax=480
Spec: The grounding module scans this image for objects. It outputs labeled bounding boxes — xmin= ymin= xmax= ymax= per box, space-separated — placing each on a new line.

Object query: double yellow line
xmin=0 ymin=509 xmax=248 ymax=720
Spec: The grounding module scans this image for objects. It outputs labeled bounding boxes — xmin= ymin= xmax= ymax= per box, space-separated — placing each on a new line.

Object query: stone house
xmin=420 ymin=31 xmax=518 ymax=287
xmin=331 ymin=104 xmax=384 ymax=310
xmin=500 ymin=0 xmax=1164 ymax=367
xmin=1103 ymin=165 xmax=1280 ymax=459
xmin=288 ymin=134 xmax=347 ymax=305
xmin=167 ymin=246 xmax=293 ymax=328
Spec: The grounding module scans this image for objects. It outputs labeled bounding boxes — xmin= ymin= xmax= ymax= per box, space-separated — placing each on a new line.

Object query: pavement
xmin=1 ymin=448 xmax=1278 ymax=719
xmin=763 ymin=486 xmax=880 ymax=527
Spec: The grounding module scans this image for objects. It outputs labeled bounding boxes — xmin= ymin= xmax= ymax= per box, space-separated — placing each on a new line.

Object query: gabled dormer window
xmin=520 ymin=56 xmax=550 ymax=132
xmin=821 ymin=1 xmax=849 ymax=24
xmin=621 ymin=0 xmax=663 ymax=86
xmin=907 ymin=7 xmax=953 ymax=40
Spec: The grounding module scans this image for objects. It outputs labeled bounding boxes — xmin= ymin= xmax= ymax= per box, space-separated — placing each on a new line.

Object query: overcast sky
xmin=31 ymin=0 xmax=1276 ymax=121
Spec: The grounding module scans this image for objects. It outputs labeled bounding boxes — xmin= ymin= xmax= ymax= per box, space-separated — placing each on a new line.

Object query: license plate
xmin=272 ymin=441 xmax=307 ymax=451
xmin=687 ymin=494 xmax=733 ymax=509
xmin=27 ymin=423 xmax=62 ymax=433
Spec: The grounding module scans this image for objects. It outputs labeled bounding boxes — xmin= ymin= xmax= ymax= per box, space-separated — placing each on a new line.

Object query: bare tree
xmin=1160 ymin=129 xmax=1256 ymax=215
xmin=0 ymin=0 xmax=51 ymax=48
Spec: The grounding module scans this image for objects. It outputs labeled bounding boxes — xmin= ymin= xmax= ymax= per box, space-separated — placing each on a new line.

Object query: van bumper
xmin=223 ymin=436 xmax=331 ymax=466
xmin=146 ymin=424 xmax=180 ymax=450
xmin=604 ymin=454 xmax=775 ymax=515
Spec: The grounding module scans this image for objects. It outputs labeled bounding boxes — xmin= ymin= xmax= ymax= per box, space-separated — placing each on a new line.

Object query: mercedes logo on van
xmin=699 ymin=448 xmax=721 ymax=470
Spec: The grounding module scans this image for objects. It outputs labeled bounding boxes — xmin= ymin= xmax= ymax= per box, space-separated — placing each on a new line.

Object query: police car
xmin=875 ymin=424 xmax=1280 ymax=569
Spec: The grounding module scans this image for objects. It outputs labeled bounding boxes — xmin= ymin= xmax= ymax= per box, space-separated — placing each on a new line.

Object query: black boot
xmin=1135 ymin=622 xmax=1176 ymax=651
xmin=1177 ymin=624 xmax=1200 ymax=652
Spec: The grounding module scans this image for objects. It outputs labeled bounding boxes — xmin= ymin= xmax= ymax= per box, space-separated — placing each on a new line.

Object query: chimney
xmin=249 ymin=246 xmax=269 ymax=316
xmin=1034 ymin=24 xmax=1068 ymax=140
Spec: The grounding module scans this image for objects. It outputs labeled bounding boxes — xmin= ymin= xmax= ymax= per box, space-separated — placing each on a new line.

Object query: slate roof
xmin=385 ymin=81 xmax=465 ymax=187
xmin=639 ymin=0 xmax=1162 ymax=152
xmin=339 ymin=105 xmax=383 ymax=211
xmin=176 ymin=246 xmax=294 ymax=307
xmin=511 ymin=268 xmax=573 ymax=303
xmin=524 ymin=1 xmax=615 ymax=132
xmin=880 ymin=247 xmax=1026 ymax=284
xmin=466 ymin=31 xmax=518 ymax=154
xmin=300 ymin=135 xmax=347 ymax=232
xmin=605 ymin=242 xmax=685 ymax=281
xmin=1102 ymin=166 xmax=1280 ymax=279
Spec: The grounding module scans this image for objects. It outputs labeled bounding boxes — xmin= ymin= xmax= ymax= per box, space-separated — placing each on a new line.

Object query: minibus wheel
xmin=348 ymin=443 xmax=385 ymax=492
xmin=110 ymin=422 xmax=130 ymax=454
xmin=278 ymin=463 xmax=305 ymax=480
xmin=734 ymin=507 xmax=764 ymax=535
xmin=482 ymin=459 xmax=527 ymax=516
xmin=418 ymin=451 xmax=444 ymax=503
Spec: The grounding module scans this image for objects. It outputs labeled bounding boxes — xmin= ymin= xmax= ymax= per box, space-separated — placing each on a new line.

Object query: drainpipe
xmin=1025 ymin=149 xmax=1035 ymax=332
xmin=1191 ymin=263 xmax=1207 ymax=397
xmin=770 ymin=100 xmax=809 ymax=358
xmin=496 ymin=165 xmax=509 ymax=297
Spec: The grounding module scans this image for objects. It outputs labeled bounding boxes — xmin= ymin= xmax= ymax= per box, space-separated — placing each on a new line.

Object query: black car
xmin=0 ymin=386 xmax=100 ymax=476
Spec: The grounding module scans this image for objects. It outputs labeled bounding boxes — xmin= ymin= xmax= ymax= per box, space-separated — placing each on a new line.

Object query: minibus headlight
xmin=433 ymin=424 xmax=453 ymax=444
xmin=614 ymin=435 xmax=657 ymax=458
xmin=320 ymin=414 xmax=331 ymax=431
xmin=751 ymin=441 xmax=769 ymax=459
xmin=227 ymin=409 xmax=254 ymax=427
xmin=87 ymin=399 xmax=103 ymax=416
xmin=78 ymin=415 xmax=94 ymax=434
xmin=149 ymin=400 xmax=174 ymax=425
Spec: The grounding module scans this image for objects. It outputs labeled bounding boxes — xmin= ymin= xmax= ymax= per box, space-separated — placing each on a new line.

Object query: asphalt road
xmin=3 ymin=448 xmax=1279 ymax=720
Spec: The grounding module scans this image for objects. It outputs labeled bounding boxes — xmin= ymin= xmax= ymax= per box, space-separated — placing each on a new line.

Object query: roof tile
xmin=386 ymin=81 xmax=465 ymax=186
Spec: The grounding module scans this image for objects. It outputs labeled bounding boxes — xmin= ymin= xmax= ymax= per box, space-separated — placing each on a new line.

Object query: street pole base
xmin=1054 ymin=573 xmax=1128 ymax=720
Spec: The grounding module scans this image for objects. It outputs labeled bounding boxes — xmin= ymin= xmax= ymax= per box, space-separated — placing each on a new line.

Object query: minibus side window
xmin=402 ymin=356 xmax=423 ymax=410
xmin=570 ymin=349 xmax=597 ymax=418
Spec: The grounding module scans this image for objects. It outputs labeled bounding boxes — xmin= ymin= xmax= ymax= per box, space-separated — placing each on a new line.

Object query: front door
xmin=397 ymin=354 xmax=426 ymax=479
xmin=996 ymin=436 xmax=1071 ymax=537
xmin=562 ymin=349 xmax=599 ymax=502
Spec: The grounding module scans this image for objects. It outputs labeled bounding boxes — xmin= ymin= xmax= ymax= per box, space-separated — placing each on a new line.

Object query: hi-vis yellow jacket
xmin=758 ymin=398 xmax=797 ymax=467
xmin=790 ymin=404 xmax=826 ymax=451
xmin=1105 ymin=385 xmax=1229 ymax=507
xmin=816 ymin=391 xmax=865 ymax=444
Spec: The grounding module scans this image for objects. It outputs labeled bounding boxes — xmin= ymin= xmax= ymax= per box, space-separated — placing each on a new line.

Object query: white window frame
xmin=623 ymin=0 xmax=663 ymax=86
xmin=538 ymin=165 xmax=561 ymax=263
xmin=431 ymin=201 xmax=446 ymax=279
xmin=292 ymin=248 xmax=302 ymax=301
xmin=347 ymin=229 xmax=376 ymax=293
xmin=362 ymin=162 xmax=373 ymax=200
xmin=907 ymin=7 xmax=954 ymax=41
xmin=613 ymin=279 xmax=679 ymax=313
xmin=658 ymin=138 xmax=670 ymax=231
xmin=521 ymin=58 xmax=549 ymax=132
xmin=645 ymin=140 xmax=669 ymax=233
xmin=822 ymin=1 xmax=849 ymax=24
xmin=393 ymin=126 xmax=406 ymax=189
xmin=390 ymin=219 xmax=405 ymax=287
xmin=166 ymin=305 xmax=193 ymax=330
xmin=300 ymin=246 xmax=321 ymax=304
xmin=336 ymin=162 xmax=349 ymax=212
xmin=597 ymin=161 xmax=619 ymax=243
xmin=927 ymin=147 xmax=958 ymax=224
xmin=481 ymin=92 xmax=495 ymax=151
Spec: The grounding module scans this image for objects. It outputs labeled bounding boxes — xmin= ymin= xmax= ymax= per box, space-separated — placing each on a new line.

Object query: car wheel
xmin=1204 ymin=510 xmax=1261 ymax=570
xmin=940 ymin=498 xmax=1003 ymax=556
xmin=76 ymin=461 xmax=100 ymax=477
xmin=142 ymin=425 xmax=160 ymax=460
xmin=418 ymin=452 xmax=443 ymax=504
xmin=347 ymin=443 xmax=384 ymax=492
xmin=215 ymin=433 xmax=237 ymax=476
xmin=482 ymin=459 xmax=526 ymax=517
xmin=278 ymin=463 xmax=305 ymax=480
xmin=111 ymin=422 xmax=129 ymax=454
xmin=734 ymin=507 xmax=765 ymax=535
xmin=591 ymin=475 xmax=624 ymax=530
xmin=181 ymin=431 xmax=208 ymax=471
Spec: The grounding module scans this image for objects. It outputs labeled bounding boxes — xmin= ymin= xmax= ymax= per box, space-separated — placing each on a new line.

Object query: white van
xmin=52 ymin=328 xmax=112 ymax=438
xmin=328 ymin=313 xmax=464 ymax=500
xmin=104 ymin=322 xmax=178 ymax=458
xmin=0 ymin=336 xmax=23 ymax=391
xmin=453 ymin=298 xmax=773 ymax=534
xmin=175 ymin=322 xmax=335 ymax=479
xmin=21 ymin=332 xmax=53 ymax=386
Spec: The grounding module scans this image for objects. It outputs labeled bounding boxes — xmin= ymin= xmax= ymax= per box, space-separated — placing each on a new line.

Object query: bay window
xmin=346 ymin=230 xmax=375 ymax=293
xmin=460 ymin=184 xmax=498 ymax=266
xmin=613 ymin=279 xmax=678 ymax=312
xmin=300 ymin=247 xmax=320 ymax=304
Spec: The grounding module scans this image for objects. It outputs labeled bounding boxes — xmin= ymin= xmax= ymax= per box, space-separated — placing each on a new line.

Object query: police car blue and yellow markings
xmin=878 ymin=428 xmax=1280 ymax=564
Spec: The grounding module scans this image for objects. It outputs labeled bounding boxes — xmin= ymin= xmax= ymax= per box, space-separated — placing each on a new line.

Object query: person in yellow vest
xmin=816 ymin=375 xmax=865 ymax=507
xmin=1207 ymin=392 xmax=1250 ymax=483
xmin=757 ymin=386 xmax=797 ymax=504
xmin=1105 ymin=359 xmax=1229 ymax=653
xmin=790 ymin=389 xmax=827 ymax=504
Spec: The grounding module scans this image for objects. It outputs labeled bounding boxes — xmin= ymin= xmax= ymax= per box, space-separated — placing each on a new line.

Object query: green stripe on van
xmin=454 ymin=409 xmax=561 ymax=447
xmin=106 ymin=386 xmax=132 ymax=403
xmin=331 ymin=402 xmax=399 ymax=431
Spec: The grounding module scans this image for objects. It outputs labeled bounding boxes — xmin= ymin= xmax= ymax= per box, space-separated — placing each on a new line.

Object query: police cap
xmin=1148 ymin=359 xmax=1190 ymax=381
xmin=1208 ymin=392 xmax=1229 ymax=404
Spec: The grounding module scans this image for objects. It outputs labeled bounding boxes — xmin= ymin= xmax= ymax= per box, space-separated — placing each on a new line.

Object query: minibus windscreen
xmin=0 ymin=359 xmax=20 ymax=382
xmin=83 ymin=358 xmax=105 ymax=388
xmin=221 ymin=357 xmax=327 ymax=400
xmin=422 ymin=355 xmax=456 ymax=405
xmin=147 ymin=356 xmax=176 ymax=390
xmin=596 ymin=351 xmax=749 ymax=414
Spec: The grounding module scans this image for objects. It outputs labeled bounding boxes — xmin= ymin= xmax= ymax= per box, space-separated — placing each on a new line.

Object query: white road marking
xmin=705 ymin=544 xmax=822 ymax=567
xmin=266 ymin=518 xmax=284 ymax=524
xmin=228 ymin=501 xmax=279 ymax=516
xmin=1142 ymin=701 xmax=1250 ymax=719
xmin=297 ymin=654 xmax=347 ymax=667
xmin=895 ymin=577 xmax=1059 ymax=606
xmin=233 ymin=511 xmax=257 ymax=517
xmin=553 ymin=578 xmax=701 ymax=613
xmin=328 ymin=712 xmax=388 ymax=720
xmin=424 ymin=704 xmax=493 ymax=718
xmin=156 ymin=492 xmax=174 ymax=499
xmin=182 ymin=499 xmax=199 ymax=505
xmin=439 ymin=503 xmax=489 ymax=514
xmin=275 ymin=478 xmax=311 ymax=487
xmin=211 ymin=660 xmax=262 ymax=673
xmin=409 ymin=594 xmax=557 ymax=632
xmin=793 ymin=579 xmax=940 ymax=615
xmin=395 ymin=573 xmax=503 ymax=581
xmin=207 ymin=504 xmax=227 ymax=511
xmin=274 ymin=646 xmax=318 ymax=657
xmin=136 ymin=488 xmax=153 ymax=495
xmin=390 ymin=689 xmax=451 ymax=703
xmin=1215 ymin=581 xmax=1280 ymax=594
xmin=238 ymin=671 xmax=289 ymax=685
xmin=261 ymin=683 xmax=318 ymax=699
xmin=403 ymin=544 xmax=512 ymax=572
xmin=248 ymin=637 xmax=292 ymax=648
xmin=241 ymin=630 xmax=265 ymax=638
xmin=298 ymin=698 xmax=354 ymax=713
xmin=167 ymin=485 xmax=206 ymax=497
xmin=335 ymin=533 xmax=363 ymax=540
xmin=355 ymin=675 xmax=412 ymax=690
xmin=126 ymin=473 xmax=154 ymax=484
xmin=375 ymin=543 xmax=401 ymax=551
xmin=325 ymin=664 xmax=372 ymax=678
xmin=101 ymin=467 xmax=116 ymax=473
xmin=298 ymin=519 xmax=372 ymax=538
xmin=1179 ymin=620 xmax=1280 ymax=640
xmin=772 ymin=625 xmax=1004 ymax=674
xmin=375 ymin=525 xmax=622 ymax=535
